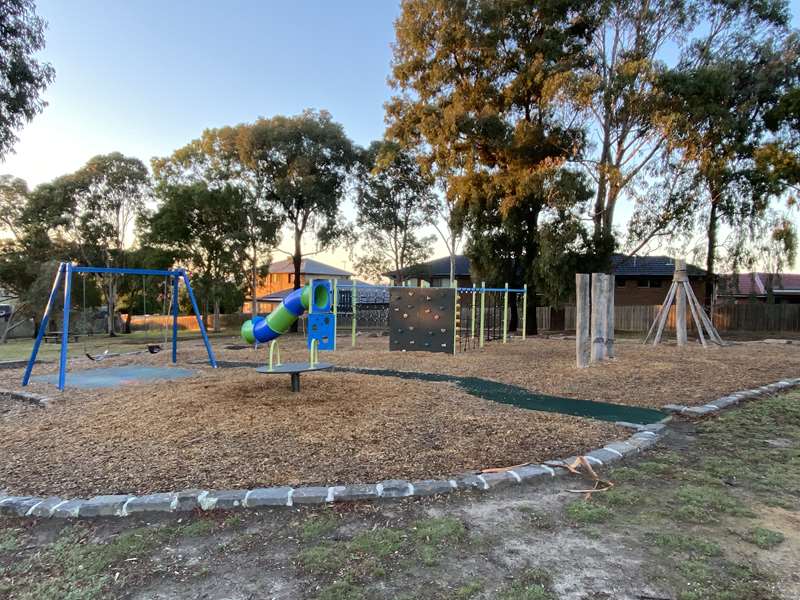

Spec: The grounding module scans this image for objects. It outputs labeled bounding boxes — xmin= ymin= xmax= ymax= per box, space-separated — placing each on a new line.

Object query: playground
xmin=2 ymin=330 xmax=800 ymax=499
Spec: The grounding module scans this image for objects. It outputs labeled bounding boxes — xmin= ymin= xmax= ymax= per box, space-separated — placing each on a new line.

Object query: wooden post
xmin=675 ymin=259 xmax=687 ymax=346
xmin=576 ymin=273 xmax=590 ymax=368
xmin=605 ymin=274 xmax=615 ymax=358
xmin=591 ymin=273 xmax=607 ymax=363
xmin=479 ymin=281 xmax=486 ymax=348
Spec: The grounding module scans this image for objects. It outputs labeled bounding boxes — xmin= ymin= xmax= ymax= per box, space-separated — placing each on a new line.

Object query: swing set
xmin=22 ymin=262 xmax=217 ymax=391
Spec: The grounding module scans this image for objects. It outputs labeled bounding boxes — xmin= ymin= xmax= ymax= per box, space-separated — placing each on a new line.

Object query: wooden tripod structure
xmin=644 ymin=259 xmax=724 ymax=347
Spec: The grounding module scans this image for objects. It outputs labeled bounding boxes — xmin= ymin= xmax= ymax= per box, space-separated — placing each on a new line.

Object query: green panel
xmin=241 ymin=320 xmax=255 ymax=344
xmin=267 ymin=306 xmax=297 ymax=334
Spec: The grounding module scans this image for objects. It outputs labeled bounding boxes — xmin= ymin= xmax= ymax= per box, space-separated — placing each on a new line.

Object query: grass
xmin=742 ymin=526 xmax=785 ymax=550
xmin=0 ymin=329 xmax=234 ymax=362
xmin=454 ymin=580 xmax=484 ymax=599
xmin=497 ymin=568 xmax=557 ymax=600
xmin=565 ymin=500 xmax=612 ymax=524
xmin=301 ymin=513 xmax=340 ymax=541
xmin=517 ymin=506 xmax=556 ymax=529
xmin=651 ymin=532 xmax=722 ymax=557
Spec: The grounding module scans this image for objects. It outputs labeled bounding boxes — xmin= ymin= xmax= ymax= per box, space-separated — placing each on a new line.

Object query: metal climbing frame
xmin=21 ymin=263 xmax=218 ymax=391
xmin=456 ymin=283 xmax=527 ymax=352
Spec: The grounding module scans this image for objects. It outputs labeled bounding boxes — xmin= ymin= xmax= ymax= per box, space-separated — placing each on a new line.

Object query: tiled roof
xmin=718 ymin=272 xmax=800 ymax=296
xmin=611 ymin=254 xmax=706 ymax=277
xmin=266 ymin=257 xmax=352 ymax=277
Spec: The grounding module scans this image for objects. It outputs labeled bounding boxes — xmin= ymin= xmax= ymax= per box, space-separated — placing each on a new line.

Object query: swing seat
xmin=147 ymin=344 xmax=162 ymax=354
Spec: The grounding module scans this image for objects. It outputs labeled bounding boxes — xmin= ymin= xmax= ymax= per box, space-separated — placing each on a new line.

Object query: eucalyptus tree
xmin=242 ymin=110 xmax=358 ymax=295
xmin=353 ymin=141 xmax=435 ymax=284
xmin=152 ymin=125 xmax=281 ymax=314
xmin=386 ymin=0 xmax=598 ymax=332
xmin=0 ymin=0 xmax=55 ymax=157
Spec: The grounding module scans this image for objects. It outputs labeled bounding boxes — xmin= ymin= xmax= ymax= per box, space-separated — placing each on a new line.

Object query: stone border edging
xmin=1 ymin=376 xmax=796 ymax=520
xmin=661 ymin=377 xmax=800 ymax=417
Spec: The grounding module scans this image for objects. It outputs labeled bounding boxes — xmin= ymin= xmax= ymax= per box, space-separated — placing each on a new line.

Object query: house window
xmin=636 ymin=279 xmax=663 ymax=288
xmin=650 ymin=279 xmax=662 ymax=288
xmin=616 ymin=279 xmax=626 ymax=287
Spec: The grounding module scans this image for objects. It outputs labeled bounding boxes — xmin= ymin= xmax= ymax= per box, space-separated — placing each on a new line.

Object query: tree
xmin=353 ymin=141 xmax=435 ymax=283
xmin=386 ymin=0 xmax=598 ymax=333
xmin=152 ymin=125 xmax=281 ymax=314
xmin=145 ymin=183 xmax=251 ymax=331
xmin=0 ymin=0 xmax=55 ymax=158
xmin=656 ymin=13 xmax=798 ymax=303
xmin=575 ymin=0 xmax=695 ymax=262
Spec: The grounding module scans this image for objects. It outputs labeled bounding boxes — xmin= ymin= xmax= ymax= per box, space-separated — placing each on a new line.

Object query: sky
xmin=3 ymin=0 xmax=800 ymax=272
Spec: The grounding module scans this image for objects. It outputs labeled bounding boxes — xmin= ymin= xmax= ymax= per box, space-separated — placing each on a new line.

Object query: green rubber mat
xmin=337 ymin=367 xmax=665 ymax=425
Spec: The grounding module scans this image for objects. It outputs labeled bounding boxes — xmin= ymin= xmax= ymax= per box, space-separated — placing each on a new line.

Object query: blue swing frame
xmin=22 ymin=262 xmax=218 ymax=391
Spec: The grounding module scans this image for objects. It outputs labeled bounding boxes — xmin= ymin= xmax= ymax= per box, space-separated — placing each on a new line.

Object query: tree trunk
xmin=213 ymin=299 xmax=221 ymax=332
xmin=250 ymin=241 xmax=258 ymax=315
xmin=291 ymin=227 xmax=302 ymax=333
xmin=106 ymin=276 xmax=116 ymax=337
xmin=704 ymin=188 xmax=719 ymax=309
xmin=124 ymin=311 xmax=132 ymax=334
xmin=449 ymin=248 xmax=455 ymax=286
xmin=1 ymin=306 xmax=14 ymax=344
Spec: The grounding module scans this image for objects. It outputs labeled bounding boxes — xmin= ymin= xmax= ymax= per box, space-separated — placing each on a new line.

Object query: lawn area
xmin=0 ymin=329 xmax=235 ymax=362
xmin=1 ymin=389 xmax=798 ymax=599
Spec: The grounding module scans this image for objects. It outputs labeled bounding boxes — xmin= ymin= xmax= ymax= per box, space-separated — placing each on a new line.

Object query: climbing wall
xmin=389 ymin=288 xmax=456 ymax=353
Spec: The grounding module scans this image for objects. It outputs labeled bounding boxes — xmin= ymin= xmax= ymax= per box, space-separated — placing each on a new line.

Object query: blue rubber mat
xmin=33 ymin=366 xmax=196 ymax=389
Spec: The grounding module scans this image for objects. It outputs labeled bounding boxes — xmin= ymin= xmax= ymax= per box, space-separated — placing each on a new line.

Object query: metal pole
xmin=351 ymin=279 xmax=356 ymax=347
xmin=171 ymin=275 xmax=179 ymax=363
xmin=58 ymin=263 xmax=74 ymax=391
xmin=502 ymin=282 xmax=508 ymax=344
xmin=522 ymin=283 xmax=528 ymax=340
xmin=22 ymin=263 xmax=65 ymax=386
xmin=181 ymin=270 xmax=218 ymax=368
xmin=479 ymin=281 xmax=486 ymax=348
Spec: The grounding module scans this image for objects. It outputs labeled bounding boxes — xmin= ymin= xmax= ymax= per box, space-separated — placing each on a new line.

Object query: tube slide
xmin=241 ymin=281 xmax=331 ymax=344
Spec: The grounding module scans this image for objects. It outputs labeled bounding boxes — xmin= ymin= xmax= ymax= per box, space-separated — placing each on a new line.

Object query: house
xmin=243 ymin=257 xmax=353 ymax=314
xmin=610 ymin=254 xmax=707 ymax=306
xmin=385 ymin=255 xmax=473 ymax=288
xmin=717 ymin=272 xmax=800 ymax=304
xmin=257 ymin=279 xmax=390 ymax=312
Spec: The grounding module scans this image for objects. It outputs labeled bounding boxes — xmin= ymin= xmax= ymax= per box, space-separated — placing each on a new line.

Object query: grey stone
xmin=713 ymin=396 xmax=738 ymax=408
xmin=455 ymin=474 xmax=488 ymax=490
xmin=410 ymin=479 xmax=455 ymax=497
xmin=245 ymin=487 xmax=292 ymax=507
xmin=585 ymin=448 xmax=622 ymax=466
xmin=681 ymin=405 xmax=716 ymax=416
xmin=662 ymin=404 xmax=686 ymax=413
xmin=378 ymin=480 xmax=413 ymax=498
xmin=640 ymin=423 xmax=667 ymax=433
xmin=124 ymin=493 xmax=175 ymax=514
xmin=479 ymin=471 xmax=516 ymax=490
xmin=28 ymin=497 xmax=66 ymax=517
xmin=331 ymin=484 xmax=380 ymax=502
xmin=510 ymin=465 xmax=552 ymax=483
xmin=604 ymin=441 xmax=638 ymax=456
xmin=291 ymin=487 xmax=329 ymax=504
xmin=0 ymin=496 xmax=42 ymax=517
xmin=51 ymin=500 xmax=83 ymax=518
xmin=199 ymin=490 xmax=247 ymax=511
xmin=614 ymin=421 xmax=644 ymax=431
xmin=78 ymin=495 xmax=132 ymax=517
xmin=172 ymin=489 xmax=204 ymax=512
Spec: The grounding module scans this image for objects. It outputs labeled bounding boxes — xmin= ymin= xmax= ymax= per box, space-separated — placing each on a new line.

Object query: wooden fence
xmin=546 ymin=303 xmax=800 ymax=333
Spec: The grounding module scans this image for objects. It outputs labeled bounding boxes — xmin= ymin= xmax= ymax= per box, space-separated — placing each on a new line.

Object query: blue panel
xmin=310 ymin=280 xmax=332 ymax=312
xmin=307 ymin=313 xmax=335 ymax=350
